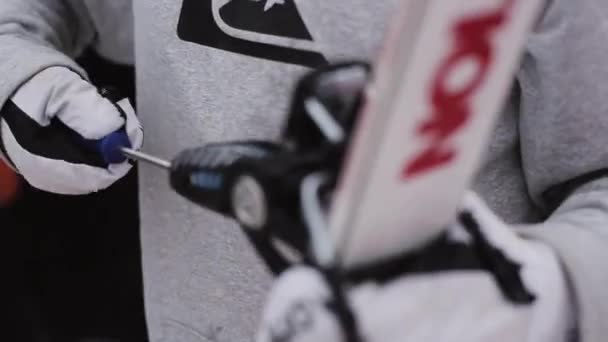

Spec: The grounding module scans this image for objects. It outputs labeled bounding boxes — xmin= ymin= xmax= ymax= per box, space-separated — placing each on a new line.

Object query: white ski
xmin=328 ymin=0 xmax=544 ymax=269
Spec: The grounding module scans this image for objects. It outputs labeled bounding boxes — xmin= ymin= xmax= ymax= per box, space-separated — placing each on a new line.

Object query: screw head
xmin=232 ymin=175 xmax=267 ymax=230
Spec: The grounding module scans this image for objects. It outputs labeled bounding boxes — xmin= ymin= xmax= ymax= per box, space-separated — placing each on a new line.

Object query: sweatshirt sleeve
xmin=517 ymin=0 xmax=608 ymax=210
xmin=0 ymin=0 xmax=95 ymax=107
xmin=515 ymin=0 xmax=608 ymax=341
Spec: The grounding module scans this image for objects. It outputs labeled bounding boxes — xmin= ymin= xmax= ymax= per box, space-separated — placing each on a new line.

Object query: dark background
xmin=3 ymin=49 xmax=148 ymax=342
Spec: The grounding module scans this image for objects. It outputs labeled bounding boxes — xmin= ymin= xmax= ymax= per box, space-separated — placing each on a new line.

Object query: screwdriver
xmin=121 ymin=147 xmax=171 ymax=170
xmin=79 ymin=129 xmax=234 ymax=216
xmin=85 ymin=130 xmax=281 ymax=227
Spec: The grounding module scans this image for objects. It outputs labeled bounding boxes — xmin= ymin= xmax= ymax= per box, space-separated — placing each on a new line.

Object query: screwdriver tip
xmin=121 ymin=147 xmax=172 ymax=170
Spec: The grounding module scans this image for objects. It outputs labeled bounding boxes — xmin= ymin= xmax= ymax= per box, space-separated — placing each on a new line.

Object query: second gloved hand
xmin=256 ymin=193 xmax=575 ymax=342
xmin=0 ymin=67 xmax=143 ymax=195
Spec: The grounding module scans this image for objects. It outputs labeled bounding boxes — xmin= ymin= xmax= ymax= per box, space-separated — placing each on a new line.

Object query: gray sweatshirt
xmin=1 ymin=0 xmax=607 ymax=341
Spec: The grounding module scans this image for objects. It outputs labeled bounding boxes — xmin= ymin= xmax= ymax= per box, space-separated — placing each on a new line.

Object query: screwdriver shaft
xmin=121 ymin=147 xmax=172 ymax=170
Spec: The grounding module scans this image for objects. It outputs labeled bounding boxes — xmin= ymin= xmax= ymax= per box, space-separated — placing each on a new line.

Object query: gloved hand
xmin=0 ymin=67 xmax=143 ymax=195
xmin=256 ymin=193 xmax=575 ymax=342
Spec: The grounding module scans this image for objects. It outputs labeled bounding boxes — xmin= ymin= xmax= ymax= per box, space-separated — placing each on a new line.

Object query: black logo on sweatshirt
xmin=177 ymin=0 xmax=328 ymax=67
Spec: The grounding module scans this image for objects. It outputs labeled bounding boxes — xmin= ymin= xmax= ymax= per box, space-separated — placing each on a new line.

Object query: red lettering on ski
xmin=403 ymin=0 xmax=515 ymax=178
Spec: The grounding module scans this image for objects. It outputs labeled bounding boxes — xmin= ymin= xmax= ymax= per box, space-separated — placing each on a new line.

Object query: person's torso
xmin=83 ymin=1 xmax=540 ymax=340
xmin=82 ymin=0 xmax=540 ymax=220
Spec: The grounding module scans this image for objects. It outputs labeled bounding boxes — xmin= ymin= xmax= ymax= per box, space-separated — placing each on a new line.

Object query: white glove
xmin=0 ymin=67 xmax=143 ymax=195
xmin=256 ymin=193 xmax=575 ymax=342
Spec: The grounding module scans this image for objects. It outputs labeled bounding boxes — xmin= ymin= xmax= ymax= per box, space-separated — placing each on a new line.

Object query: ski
xmin=328 ymin=0 xmax=545 ymax=268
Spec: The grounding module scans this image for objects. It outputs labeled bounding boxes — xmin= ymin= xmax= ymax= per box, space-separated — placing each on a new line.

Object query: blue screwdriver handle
xmin=78 ymin=130 xmax=132 ymax=165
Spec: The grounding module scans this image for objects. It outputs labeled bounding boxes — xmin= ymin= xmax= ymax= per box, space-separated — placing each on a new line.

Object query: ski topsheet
xmin=329 ymin=0 xmax=544 ymax=269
